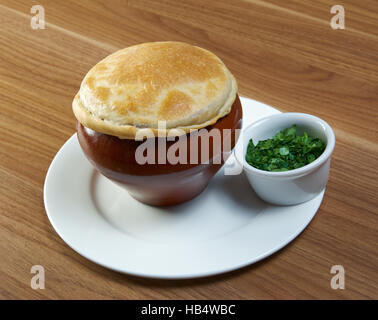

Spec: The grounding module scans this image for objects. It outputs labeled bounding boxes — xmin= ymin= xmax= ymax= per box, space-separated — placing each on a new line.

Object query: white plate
xmin=44 ymin=97 xmax=324 ymax=279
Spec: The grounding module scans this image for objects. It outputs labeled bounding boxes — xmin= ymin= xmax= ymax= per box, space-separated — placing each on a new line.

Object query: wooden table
xmin=0 ymin=0 xmax=377 ymax=300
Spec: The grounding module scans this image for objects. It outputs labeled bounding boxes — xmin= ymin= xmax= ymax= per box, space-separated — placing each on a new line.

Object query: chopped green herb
xmin=245 ymin=125 xmax=326 ymax=172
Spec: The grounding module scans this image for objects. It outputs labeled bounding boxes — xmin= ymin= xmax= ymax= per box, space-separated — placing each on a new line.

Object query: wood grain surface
xmin=0 ymin=0 xmax=377 ymax=299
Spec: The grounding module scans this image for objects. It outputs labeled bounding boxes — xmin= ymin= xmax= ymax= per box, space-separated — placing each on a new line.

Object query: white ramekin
xmin=235 ymin=113 xmax=335 ymax=205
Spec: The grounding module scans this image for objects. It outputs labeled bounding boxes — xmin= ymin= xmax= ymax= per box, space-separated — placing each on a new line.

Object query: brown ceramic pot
xmin=77 ymin=95 xmax=242 ymax=206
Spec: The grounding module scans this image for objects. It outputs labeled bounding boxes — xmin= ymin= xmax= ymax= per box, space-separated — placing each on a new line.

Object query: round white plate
xmin=44 ymin=97 xmax=324 ymax=279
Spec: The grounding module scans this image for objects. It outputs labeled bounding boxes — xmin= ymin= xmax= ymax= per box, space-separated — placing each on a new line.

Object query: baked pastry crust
xmin=73 ymin=42 xmax=238 ymax=139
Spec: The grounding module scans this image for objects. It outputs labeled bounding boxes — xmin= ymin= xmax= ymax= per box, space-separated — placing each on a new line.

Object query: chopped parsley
xmin=245 ymin=125 xmax=326 ymax=172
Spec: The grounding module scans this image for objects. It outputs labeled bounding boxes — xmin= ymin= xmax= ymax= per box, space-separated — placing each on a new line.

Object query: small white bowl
xmin=235 ymin=113 xmax=335 ymax=205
